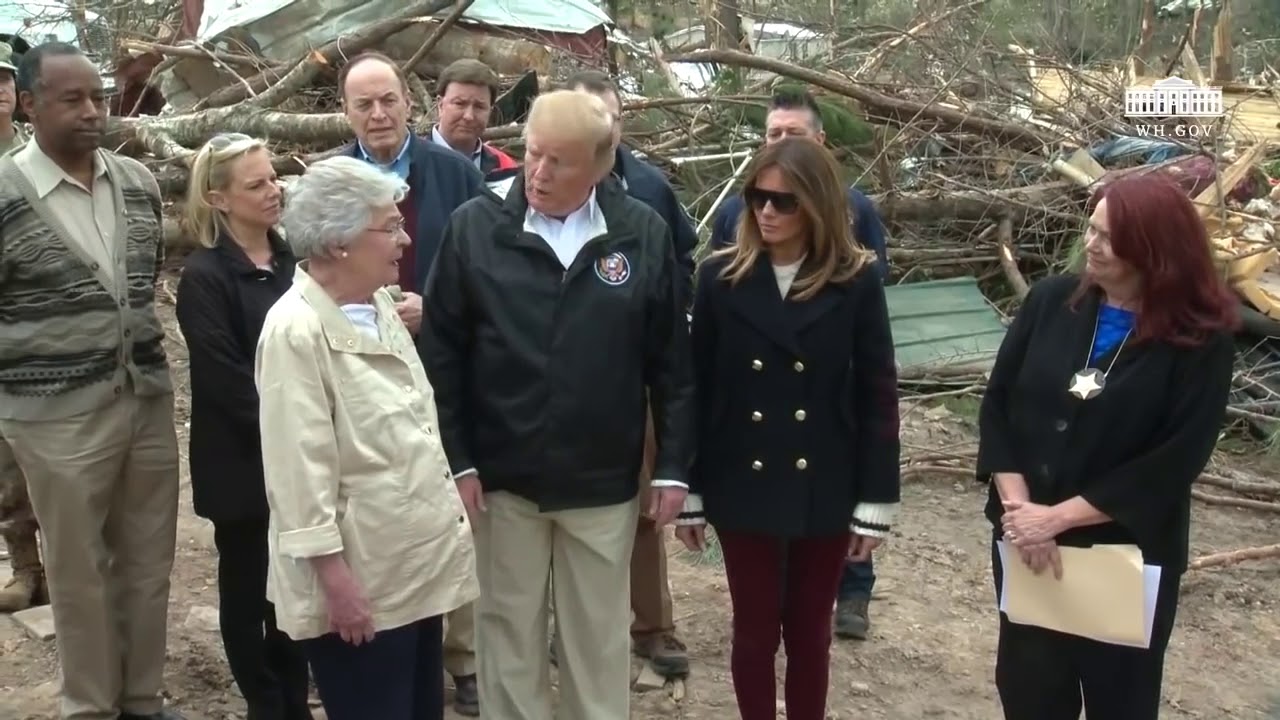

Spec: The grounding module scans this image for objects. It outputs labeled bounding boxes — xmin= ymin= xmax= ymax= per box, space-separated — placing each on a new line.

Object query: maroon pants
xmin=717 ymin=529 xmax=850 ymax=720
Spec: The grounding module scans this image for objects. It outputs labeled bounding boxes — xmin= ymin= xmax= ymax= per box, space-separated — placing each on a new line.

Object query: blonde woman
xmin=675 ymin=137 xmax=901 ymax=720
xmin=255 ymin=156 xmax=478 ymax=720
xmin=174 ymin=133 xmax=312 ymax=720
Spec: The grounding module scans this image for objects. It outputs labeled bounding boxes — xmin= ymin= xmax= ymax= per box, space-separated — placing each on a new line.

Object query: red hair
xmin=1074 ymin=174 xmax=1240 ymax=346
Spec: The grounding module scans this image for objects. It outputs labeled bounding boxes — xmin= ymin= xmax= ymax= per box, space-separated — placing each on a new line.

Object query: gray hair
xmin=280 ymin=156 xmax=407 ymax=258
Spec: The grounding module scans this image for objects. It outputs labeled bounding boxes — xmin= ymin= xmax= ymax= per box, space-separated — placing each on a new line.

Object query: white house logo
xmin=1124 ymin=76 xmax=1224 ymax=118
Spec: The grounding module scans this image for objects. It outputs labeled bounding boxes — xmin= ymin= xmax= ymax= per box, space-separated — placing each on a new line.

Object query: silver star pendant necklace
xmin=1069 ymin=311 xmax=1131 ymax=401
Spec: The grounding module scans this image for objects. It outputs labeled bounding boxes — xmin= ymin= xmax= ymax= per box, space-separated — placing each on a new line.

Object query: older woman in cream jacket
xmin=254 ymin=156 xmax=478 ymax=720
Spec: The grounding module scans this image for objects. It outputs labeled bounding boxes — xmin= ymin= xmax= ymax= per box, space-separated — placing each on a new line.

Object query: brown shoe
xmin=0 ymin=530 xmax=45 ymax=613
xmin=633 ymin=632 xmax=689 ymax=677
xmin=0 ymin=572 xmax=39 ymax=613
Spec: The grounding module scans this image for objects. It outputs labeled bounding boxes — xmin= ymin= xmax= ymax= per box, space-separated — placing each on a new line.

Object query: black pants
xmin=212 ymin=517 xmax=313 ymax=720
xmin=301 ymin=616 xmax=445 ymax=720
xmin=991 ymin=539 xmax=1182 ymax=720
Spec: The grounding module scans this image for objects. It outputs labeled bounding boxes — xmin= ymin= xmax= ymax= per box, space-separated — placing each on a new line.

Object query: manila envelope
xmin=999 ymin=542 xmax=1148 ymax=647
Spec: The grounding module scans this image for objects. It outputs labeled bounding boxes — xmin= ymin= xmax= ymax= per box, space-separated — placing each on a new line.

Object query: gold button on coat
xmin=795 ymin=458 xmax=807 ymax=470
xmin=751 ymin=411 xmax=763 ymax=422
xmin=751 ymin=460 xmax=763 ymax=470
xmin=751 ymin=359 xmax=764 ymax=370
xmin=794 ymin=409 xmax=806 ymax=421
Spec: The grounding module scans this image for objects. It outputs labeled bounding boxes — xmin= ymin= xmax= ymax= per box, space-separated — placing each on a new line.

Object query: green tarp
xmin=884 ymin=277 xmax=1008 ymax=377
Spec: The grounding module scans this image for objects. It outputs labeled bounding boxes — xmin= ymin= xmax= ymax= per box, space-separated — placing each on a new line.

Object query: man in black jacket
xmin=562 ymin=69 xmax=696 ymax=677
xmin=420 ymin=89 xmax=694 ymax=720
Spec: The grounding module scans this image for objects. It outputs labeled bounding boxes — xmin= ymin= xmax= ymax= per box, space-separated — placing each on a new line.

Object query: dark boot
xmin=834 ymin=596 xmax=870 ymax=640
xmin=634 ymin=632 xmax=690 ymax=677
xmin=0 ymin=529 xmax=45 ymax=613
xmin=452 ymin=673 xmax=479 ymax=717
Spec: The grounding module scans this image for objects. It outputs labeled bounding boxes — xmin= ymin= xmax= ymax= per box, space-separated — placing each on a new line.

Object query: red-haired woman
xmin=979 ymin=173 xmax=1238 ymax=720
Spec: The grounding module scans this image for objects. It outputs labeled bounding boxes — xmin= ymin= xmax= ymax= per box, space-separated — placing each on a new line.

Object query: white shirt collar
xmin=431 ymin=125 xmax=482 ymax=166
xmin=523 ymin=189 xmax=608 ymax=269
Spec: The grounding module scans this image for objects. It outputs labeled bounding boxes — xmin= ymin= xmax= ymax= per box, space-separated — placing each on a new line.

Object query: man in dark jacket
xmin=420 ymin=89 xmax=694 ymax=720
xmin=336 ymin=50 xmax=486 ymax=715
xmin=337 ymin=52 xmax=486 ymax=335
xmin=709 ymin=88 xmax=889 ymax=641
xmin=710 ymin=90 xmax=890 ymax=276
xmin=563 ymin=69 xmax=697 ymax=677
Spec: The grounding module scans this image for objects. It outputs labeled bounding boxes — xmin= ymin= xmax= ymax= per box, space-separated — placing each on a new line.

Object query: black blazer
xmin=690 ymin=253 xmax=901 ymax=538
xmin=976 ymin=274 xmax=1234 ymax=573
xmin=175 ymin=232 xmax=296 ymax=523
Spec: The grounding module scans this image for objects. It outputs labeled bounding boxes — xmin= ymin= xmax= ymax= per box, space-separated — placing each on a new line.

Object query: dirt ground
xmin=1 ymin=286 xmax=1278 ymax=720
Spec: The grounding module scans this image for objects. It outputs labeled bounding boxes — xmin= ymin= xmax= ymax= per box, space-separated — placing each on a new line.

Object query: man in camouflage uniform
xmin=0 ymin=42 xmax=43 ymax=613
xmin=0 ymin=440 xmax=44 ymax=612
xmin=0 ymin=42 xmax=25 ymax=155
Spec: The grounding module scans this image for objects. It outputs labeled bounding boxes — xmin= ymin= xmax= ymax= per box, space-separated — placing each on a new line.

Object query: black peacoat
xmin=688 ymin=253 xmax=901 ymax=538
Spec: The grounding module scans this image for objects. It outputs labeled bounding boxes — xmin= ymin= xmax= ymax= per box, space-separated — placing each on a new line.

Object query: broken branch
xmin=1188 ymin=544 xmax=1280 ymax=570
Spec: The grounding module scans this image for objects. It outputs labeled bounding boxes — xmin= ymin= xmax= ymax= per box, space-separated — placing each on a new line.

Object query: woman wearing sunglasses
xmin=675 ymin=137 xmax=901 ymax=720
xmin=175 ymin=133 xmax=314 ymax=719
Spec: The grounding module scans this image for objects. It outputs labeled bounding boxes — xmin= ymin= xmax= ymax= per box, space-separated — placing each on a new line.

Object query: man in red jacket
xmin=431 ymin=59 xmax=519 ymax=198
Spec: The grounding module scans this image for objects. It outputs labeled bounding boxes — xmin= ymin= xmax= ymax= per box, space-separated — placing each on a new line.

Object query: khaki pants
xmin=475 ymin=491 xmax=639 ymax=720
xmin=631 ymin=411 xmax=674 ymax=637
xmin=443 ymin=600 xmax=476 ymax=677
xmin=0 ymin=389 xmax=180 ymax=720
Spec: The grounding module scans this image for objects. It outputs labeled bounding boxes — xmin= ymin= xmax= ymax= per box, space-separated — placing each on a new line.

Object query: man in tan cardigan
xmin=0 ymin=42 xmax=182 ymax=720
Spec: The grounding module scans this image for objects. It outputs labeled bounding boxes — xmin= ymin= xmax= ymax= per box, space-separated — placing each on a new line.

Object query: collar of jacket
xmin=489 ymin=174 xmax=635 ymax=259
xmin=292 ymin=261 xmax=402 ymax=356
xmin=611 ymin=144 xmax=642 ymax=188
xmin=214 ymin=228 xmax=295 ymax=276
xmin=497 ymin=171 xmax=631 ymax=225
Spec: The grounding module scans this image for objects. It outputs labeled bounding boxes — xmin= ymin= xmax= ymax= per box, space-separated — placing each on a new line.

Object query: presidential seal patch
xmin=595 ymin=252 xmax=631 ymax=286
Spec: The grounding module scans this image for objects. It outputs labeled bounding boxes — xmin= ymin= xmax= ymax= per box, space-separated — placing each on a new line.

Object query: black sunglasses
xmin=744 ymin=187 xmax=799 ymax=214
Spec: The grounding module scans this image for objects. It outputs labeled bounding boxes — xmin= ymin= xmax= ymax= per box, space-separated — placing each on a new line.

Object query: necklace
xmin=1068 ymin=310 xmax=1131 ymax=401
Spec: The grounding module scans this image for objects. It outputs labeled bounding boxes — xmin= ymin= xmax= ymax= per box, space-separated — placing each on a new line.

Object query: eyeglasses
xmin=744 ymin=187 xmax=799 ymax=214
xmin=367 ymin=217 xmax=407 ymax=235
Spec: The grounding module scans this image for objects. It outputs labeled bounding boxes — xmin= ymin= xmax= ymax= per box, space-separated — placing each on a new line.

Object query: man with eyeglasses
xmin=336 ymin=51 xmax=486 ymax=338
xmin=709 ymin=88 xmax=890 ymax=643
xmin=0 ymin=42 xmax=185 ymax=719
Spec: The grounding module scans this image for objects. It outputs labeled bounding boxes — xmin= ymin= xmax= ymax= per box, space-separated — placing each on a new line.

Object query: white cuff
xmin=453 ymin=468 xmax=478 ymax=480
xmin=850 ymin=501 xmax=898 ymax=538
xmin=651 ymin=478 xmax=689 ymax=489
xmin=676 ymin=493 xmax=706 ymax=526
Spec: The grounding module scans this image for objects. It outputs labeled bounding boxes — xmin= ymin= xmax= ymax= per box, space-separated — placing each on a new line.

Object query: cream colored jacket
xmin=255 ymin=265 xmax=478 ymax=641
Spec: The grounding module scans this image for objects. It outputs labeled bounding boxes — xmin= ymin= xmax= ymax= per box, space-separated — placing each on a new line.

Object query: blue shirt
xmin=356 ymin=131 xmax=412 ymax=180
xmin=710 ymin=187 xmax=890 ymax=278
xmin=1090 ymin=304 xmax=1136 ymax=365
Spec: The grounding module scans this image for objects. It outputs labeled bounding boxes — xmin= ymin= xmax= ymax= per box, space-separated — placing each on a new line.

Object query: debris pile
xmin=19 ymin=0 xmax=1274 ymax=573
